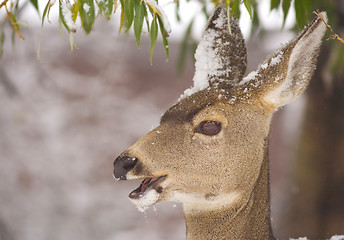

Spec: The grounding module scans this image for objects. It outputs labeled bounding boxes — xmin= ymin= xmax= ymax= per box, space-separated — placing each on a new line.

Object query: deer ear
xmin=182 ymin=5 xmax=247 ymax=99
xmin=239 ymin=12 xmax=327 ymax=108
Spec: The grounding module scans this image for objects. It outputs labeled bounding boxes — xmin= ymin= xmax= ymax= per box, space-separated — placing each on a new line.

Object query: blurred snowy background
xmin=0 ymin=21 xmax=196 ymax=239
xmin=0 ymin=2 xmax=343 ymax=240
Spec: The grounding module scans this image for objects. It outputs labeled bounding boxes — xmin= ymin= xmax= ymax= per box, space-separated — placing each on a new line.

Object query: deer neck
xmin=183 ymin=141 xmax=275 ymax=240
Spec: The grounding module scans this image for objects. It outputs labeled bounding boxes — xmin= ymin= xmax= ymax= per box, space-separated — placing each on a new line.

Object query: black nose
xmin=113 ymin=156 xmax=138 ymax=180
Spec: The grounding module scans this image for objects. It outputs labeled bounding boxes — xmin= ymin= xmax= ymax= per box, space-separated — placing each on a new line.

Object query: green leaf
xmin=30 ymin=0 xmax=39 ymax=14
xmin=251 ymin=0 xmax=259 ymax=29
xmin=114 ymin=0 xmax=118 ymax=14
xmin=14 ymin=0 xmax=20 ymax=11
xmin=118 ymin=0 xmax=125 ymax=34
xmin=41 ymin=0 xmax=51 ymax=26
xmin=270 ymin=0 xmax=281 ymax=10
xmin=59 ymin=0 xmax=68 ymax=32
xmin=104 ymin=0 xmax=114 ymax=19
xmin=201 ymin=2 xmax=209 ymax=20
xmin=294 ymin=0 xmax=306 ymax=28
xmin=229 ymin=0 xmax=240 ymax=18
xmin=69 ymin=31 xmax=76 ymax=51
xmin=282 ymin=0 xmax=291 ymax=27
xmin=243 ymin=0 xmax=252 ymax=19
xmin=294 ymin=0 xmax=312 ymax=28
xmin=59 ymin=0 xmax=76 ymax=33
xmin=72 ymin=1 xmax=80 ymax=22
xmin=79 ymin=0 xmax=95 ymax=34
xmin=0 ymin=24 xmax=5 ymax=58
xmin=58 ymin=14 xmax=65 ymax=38
xmin=38 ymin=0 xmax=52 ymax=60
xmin=226 ymin=5 xmax=231 ymax=35
xmin=96 ymin=0 xmax=113 ymax=20
xmin=11 ymin=29 xmax=15 ymax=46
xmin=134 ymin=0 xmax=145 ymax=47
xmin=149 ymin=15 xmax=158 ymax=64
xmin=158 ymin=15 xmax=169 ymax=60
xmin=8 ymin=11 xmax=24 ymax=39
xmin=212 ymin=0 xmax=220 ymax=7
xmin=147 ymin=2 xmax=154 ymax=15
xmin=124 ymin=0 xmax=135 ymax=31
xmin=303 ymin=0 xmax=311 ymax=21
xmin=177 ymin=18 xmax=194 ymax=75
xmin=144 ymin=6 xmax=149 ymax=32
xmin=175 ymin=0 xmax=180 ymax=22
xmin=47 ymin=1 xmax=53 ymax=22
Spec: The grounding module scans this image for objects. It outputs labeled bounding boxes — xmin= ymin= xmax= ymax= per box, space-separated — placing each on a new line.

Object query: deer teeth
xmin=129 ymin=176 xmax=166 ymax=199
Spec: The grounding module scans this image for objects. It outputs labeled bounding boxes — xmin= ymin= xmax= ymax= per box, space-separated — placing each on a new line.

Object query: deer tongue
xmin=129 ymin=177 xmax=160 ymax=199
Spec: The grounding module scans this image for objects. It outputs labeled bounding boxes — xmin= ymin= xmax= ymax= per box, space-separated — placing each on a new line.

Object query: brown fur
xmin=114 ymin=5 xmax=327 ymax=240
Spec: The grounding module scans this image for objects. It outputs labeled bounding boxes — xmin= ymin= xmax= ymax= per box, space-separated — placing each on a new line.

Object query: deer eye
xmin=195 ymin=121 xmax=221 ymax=136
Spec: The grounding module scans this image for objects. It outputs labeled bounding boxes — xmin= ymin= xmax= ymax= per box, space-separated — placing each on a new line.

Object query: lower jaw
xmin=129 ymin=188 xmax=161 ymax=212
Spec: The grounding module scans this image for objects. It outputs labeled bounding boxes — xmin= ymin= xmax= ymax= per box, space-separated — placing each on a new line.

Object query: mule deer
xmin=113 ymin=5 xmax=327 ymax=240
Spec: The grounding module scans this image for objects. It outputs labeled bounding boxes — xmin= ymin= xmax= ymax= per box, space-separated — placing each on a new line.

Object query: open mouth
xmin=129 ymin=176 xmax=166 ymax=199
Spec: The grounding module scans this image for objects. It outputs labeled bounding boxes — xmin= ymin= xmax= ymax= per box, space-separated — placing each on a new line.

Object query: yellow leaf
xmin=5 ymin=5 xmax=24 ymax=40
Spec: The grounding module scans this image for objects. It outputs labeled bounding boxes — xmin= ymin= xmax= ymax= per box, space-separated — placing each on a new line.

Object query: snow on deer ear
xmin=239 ymin=12 xmax=328 ymax=108
xmin=180 ymin=5 xmax=247 ymax=99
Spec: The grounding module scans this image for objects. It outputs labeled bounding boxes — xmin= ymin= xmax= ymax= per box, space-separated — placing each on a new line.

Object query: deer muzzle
xmin=113 ymin=156 xmax=138 ymax=180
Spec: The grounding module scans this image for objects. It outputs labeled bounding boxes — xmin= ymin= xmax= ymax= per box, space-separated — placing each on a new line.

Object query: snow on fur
xmin=179 ymin=6 xmax=248 ymax=102
xmin=179 ymin=8 xmax=228 ymax=100
xmin=238 ymin=50 xmax=284 ymax=86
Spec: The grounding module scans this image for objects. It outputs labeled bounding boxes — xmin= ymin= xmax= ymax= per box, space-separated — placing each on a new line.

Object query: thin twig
xmin=0 ymin=0 xmax=10 ymax=9
xmin=144 ymin=0 xmax=162 ymax=16
xmin=314 ymin=10 xmax=344 ymax=44
xmin=5 ymin=5 xmax=24 ymax=39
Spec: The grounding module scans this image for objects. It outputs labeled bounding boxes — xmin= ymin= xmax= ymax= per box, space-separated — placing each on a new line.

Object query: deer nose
xmin=113 ymin=156 xmax=138 ymax=180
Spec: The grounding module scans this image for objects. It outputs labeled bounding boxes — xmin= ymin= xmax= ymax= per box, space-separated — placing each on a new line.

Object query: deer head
xmin=113 ymin=5 xmax=327 ymax=240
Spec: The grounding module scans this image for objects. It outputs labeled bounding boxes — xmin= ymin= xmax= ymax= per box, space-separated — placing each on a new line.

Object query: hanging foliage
xmin=0 ymin=0 xmax=342 ymax=60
